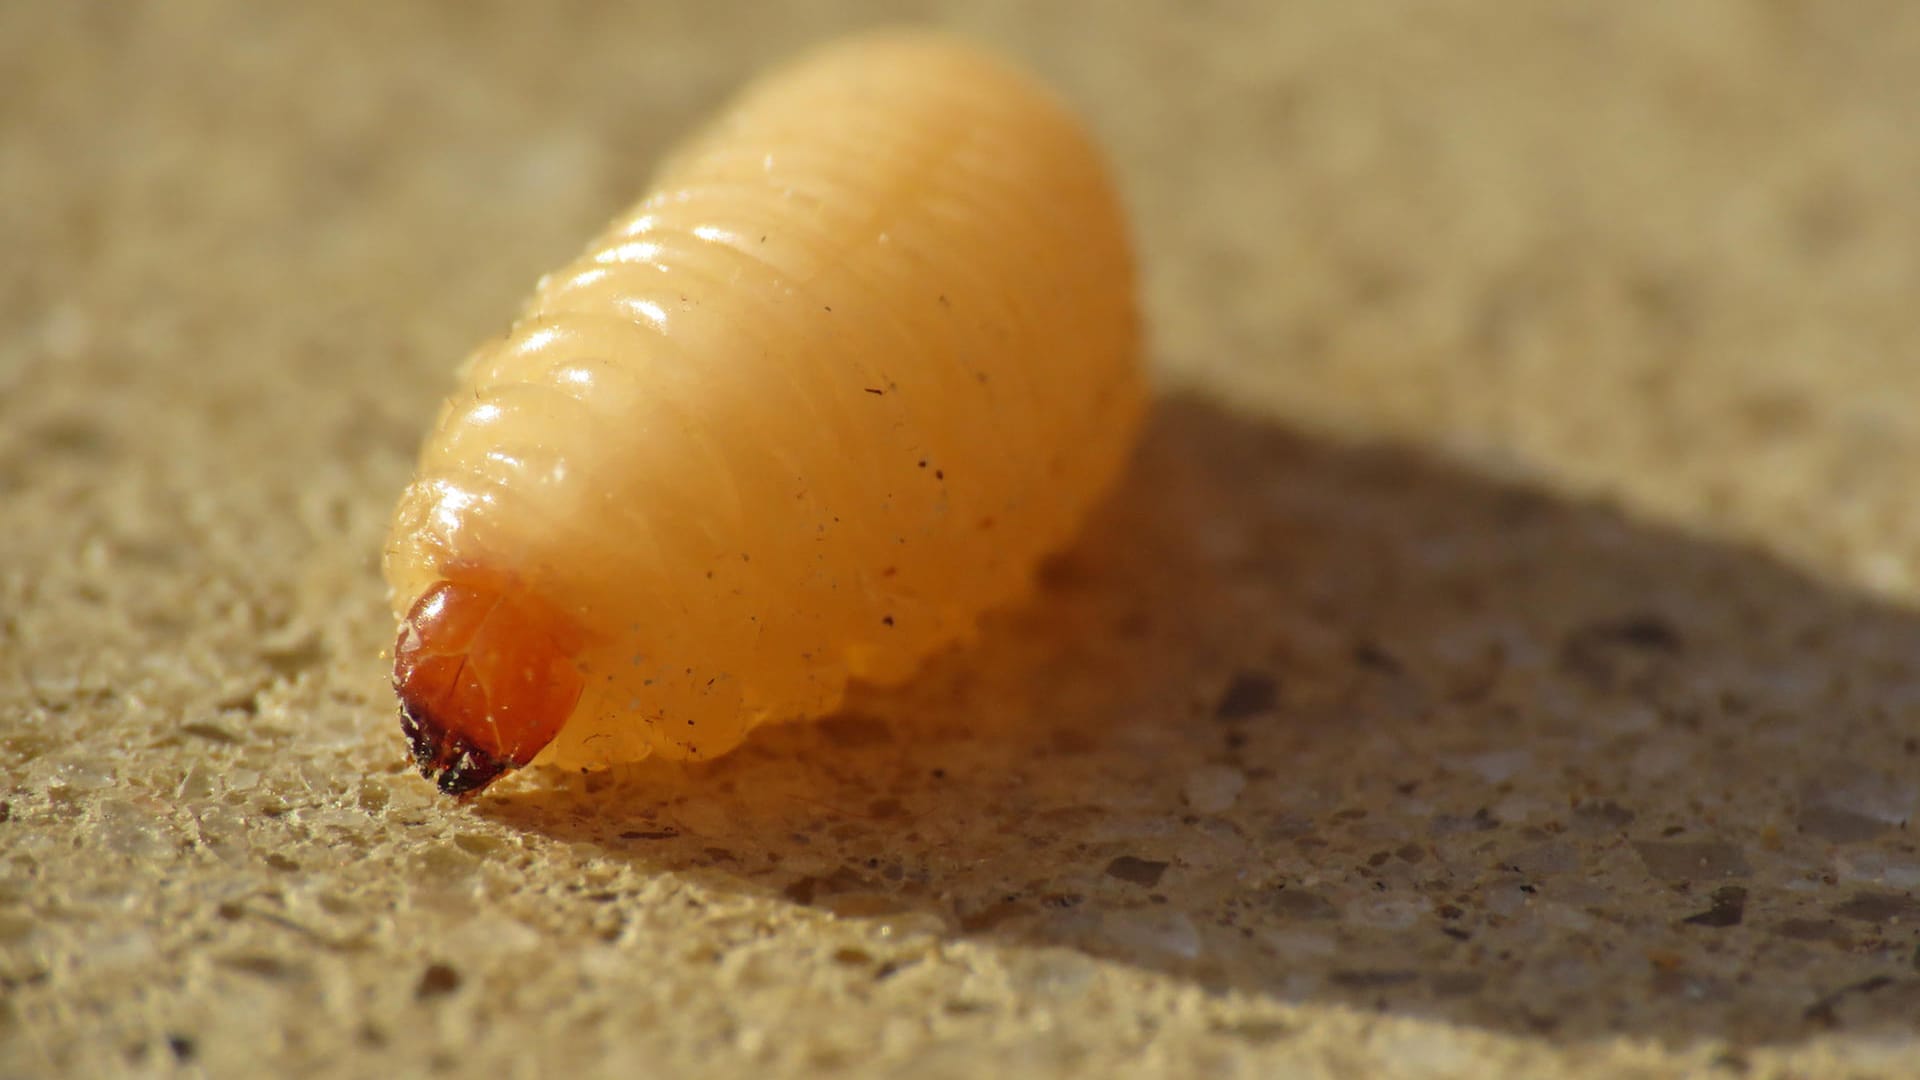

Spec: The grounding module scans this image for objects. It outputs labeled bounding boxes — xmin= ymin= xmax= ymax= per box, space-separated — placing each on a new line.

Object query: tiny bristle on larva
xmin=382 ymin=32 xmax=1146 ymax=795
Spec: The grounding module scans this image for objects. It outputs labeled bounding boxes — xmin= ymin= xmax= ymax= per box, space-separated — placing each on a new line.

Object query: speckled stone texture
xmin=5 ymin=3 xmax=1920 ymax=1077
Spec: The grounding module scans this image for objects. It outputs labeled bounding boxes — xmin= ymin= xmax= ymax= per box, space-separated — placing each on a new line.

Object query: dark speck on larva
xmin=1105 ymin=856 xmax=1170 ymax=887
xmin=1214 ymin=671 xmax=1278 ymax=721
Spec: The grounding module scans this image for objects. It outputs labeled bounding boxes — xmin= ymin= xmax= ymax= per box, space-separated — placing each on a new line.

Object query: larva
xmin=384 ymin=33 xmax=1145 ymax=796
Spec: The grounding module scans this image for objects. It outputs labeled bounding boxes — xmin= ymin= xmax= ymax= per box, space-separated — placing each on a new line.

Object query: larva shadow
xmin=483 ymin=394 xmax=1920 ymax=1049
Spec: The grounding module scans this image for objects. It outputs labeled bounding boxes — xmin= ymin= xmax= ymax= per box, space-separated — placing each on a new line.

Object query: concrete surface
xmin=5 ymin=2 xmax=1920 ymax=1076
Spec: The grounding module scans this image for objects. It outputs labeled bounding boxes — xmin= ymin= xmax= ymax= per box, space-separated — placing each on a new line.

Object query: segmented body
xmin=384 ymin=33 xmax=1144 ymax=791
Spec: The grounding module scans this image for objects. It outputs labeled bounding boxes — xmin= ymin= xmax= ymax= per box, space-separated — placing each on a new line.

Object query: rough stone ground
xmin=6 ymin=2 xmax=1920 ymax=1076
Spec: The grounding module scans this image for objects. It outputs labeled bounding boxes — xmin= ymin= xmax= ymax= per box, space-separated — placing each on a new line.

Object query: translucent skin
xmin=384 ymin=33 xmax=1144 ymax=789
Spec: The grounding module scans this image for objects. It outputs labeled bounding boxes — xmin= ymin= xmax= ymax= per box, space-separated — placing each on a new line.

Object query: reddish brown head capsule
xmin=392 ymin=574 xmax=585 ymax=797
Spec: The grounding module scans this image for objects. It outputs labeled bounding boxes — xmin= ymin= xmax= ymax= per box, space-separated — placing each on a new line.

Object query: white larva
xmin=385 ymin=32 xmax=1145 ymax=796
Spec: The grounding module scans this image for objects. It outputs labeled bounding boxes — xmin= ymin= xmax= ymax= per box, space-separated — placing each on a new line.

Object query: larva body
xmin=385 ymin=34 xmax=1144 ymax=795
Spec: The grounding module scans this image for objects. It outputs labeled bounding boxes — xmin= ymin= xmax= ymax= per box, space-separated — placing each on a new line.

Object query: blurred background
xmin=5 ymin=2 xmax=1920 ymax=1076
xmin=7 ymin=2 xmax=1918 ymax=589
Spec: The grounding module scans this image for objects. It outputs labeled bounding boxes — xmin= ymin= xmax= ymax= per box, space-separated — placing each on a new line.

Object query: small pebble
xmin=415 ymin=962 xmax=461 ymax=1000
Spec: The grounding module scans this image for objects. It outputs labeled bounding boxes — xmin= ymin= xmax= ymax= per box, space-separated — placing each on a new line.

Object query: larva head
xmin=392 ymin=574 xmax=586 ymax=797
